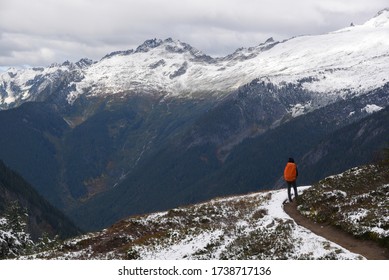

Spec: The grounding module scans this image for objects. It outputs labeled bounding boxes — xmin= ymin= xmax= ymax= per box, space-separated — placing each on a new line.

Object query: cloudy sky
xmin=0 ymin=0 xmax=387 ymax=69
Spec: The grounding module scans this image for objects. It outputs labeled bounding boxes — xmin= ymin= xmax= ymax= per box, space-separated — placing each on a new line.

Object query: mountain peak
xmin=134 ymin=38 xmax=187 ymax=53
xmin=364 ymin=8 xmax=389 ymax=27
xmin=135 ymin=38 xmax=164 ymax=53
xmin=75 ymin=58 xmax=95 ymax=68
xmin=101 ymin=38 xmax=195 ymax=59
xmin=133 ymin=38 xmax=213 ymax=62
xmin=376 ymin=8 xmax=389 ymax=16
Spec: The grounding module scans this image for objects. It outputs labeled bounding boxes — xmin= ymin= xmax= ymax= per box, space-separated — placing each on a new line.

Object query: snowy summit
xmin=72 ymin=9 xmax=389 ymax=99
xmin=1 ymin=9 xmax=389 ymax=109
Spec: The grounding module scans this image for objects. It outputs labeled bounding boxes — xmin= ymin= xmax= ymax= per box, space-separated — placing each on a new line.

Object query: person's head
xmin=288 ymin=157 xmax=295 ymax=163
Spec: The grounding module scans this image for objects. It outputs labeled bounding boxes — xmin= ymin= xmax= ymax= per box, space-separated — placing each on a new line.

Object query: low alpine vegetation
xmin=22 ymin=190 xmax=362 ymax=260
xmin=297 ymin=163 xmax=389 ymax=247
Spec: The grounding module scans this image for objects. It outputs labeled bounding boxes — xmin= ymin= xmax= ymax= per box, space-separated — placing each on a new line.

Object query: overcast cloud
xmin=0 ymin=0 xmax=387 ymax=68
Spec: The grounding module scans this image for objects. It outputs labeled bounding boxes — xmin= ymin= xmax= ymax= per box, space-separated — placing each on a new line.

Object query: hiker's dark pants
xmin=286 ymin=180 xmax=298 ymax=202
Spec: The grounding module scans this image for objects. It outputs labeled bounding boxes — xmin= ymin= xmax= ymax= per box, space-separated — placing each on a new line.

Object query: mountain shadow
xmin=0 ymin=160 xmax=81 ymax=240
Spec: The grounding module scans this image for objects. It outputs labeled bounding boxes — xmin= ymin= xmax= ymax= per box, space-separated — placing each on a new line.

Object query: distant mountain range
xmin=0 ymin=9 xmax=388 ymax=231
xmin=2 ymin=9 xmax=389 ymax=109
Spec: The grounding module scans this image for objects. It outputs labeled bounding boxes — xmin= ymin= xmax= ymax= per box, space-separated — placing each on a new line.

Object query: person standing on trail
xmin=284 ymin=157 xmax=298 ymax=202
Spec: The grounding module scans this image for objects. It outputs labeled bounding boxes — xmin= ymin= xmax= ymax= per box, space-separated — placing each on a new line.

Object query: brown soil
xmin=283 ymin=200 xmax=389 ymax=260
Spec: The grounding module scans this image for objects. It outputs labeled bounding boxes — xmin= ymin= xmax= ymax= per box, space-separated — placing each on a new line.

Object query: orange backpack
xmin=284 ymin=162 xmax=297 ymax=182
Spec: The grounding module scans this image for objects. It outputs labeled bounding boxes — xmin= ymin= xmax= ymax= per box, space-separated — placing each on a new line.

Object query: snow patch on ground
xmin=361 ymin=104 xmax=384 ymax=114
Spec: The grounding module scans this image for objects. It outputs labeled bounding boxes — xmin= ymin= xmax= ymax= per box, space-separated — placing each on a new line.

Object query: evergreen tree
xmin=4 ymin=201 xmax=27 ymax=232
xmin=0 ymin=201 xmax=34 ymax=259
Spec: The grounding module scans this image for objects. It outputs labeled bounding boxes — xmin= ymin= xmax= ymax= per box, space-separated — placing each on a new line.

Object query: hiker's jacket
xmin=284 ymin=162 xmax=298 ymax=182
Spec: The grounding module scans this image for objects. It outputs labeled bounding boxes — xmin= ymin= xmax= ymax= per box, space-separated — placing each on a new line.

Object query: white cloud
xmin=0 ymin=0 xmax=387 ymax=67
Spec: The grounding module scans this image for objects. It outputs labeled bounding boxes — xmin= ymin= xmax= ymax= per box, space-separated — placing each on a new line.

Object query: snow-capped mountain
xmin=0 ymin=59 xmax=92 ymax=109
xmin=1 ymin=9 xmax=389 ymax=234
xmin=1 ymin=9 xmax=389 ymax=110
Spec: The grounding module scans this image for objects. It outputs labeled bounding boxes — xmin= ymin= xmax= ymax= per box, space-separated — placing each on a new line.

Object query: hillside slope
xmin=23 ymin=162 xmax=389 ymax=260
xmin=71 ymin=91 xmax=389 ymax=231
xmin=298 ymin=164 xmax=389 ymax=248
xmin=23 ymin=188 xmax=363 ymax=260
xmin=0 ymin=160 xmax=81 ymax=240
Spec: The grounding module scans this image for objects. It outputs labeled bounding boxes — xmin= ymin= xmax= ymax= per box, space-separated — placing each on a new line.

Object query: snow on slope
xmin=137 ymin=188 xmax=362 ymax=260
xmin=0 ymin=62 xmax=87 ymax=108
xmin=72 ymin=9 xmax=389 ymax=100
xmin=0 ymin=67 xmax=49 ymax=105
xmin=27 ymin=187 xmax=363 ymax=260
xmin=1 ymin=10 xmax=389 ymax=108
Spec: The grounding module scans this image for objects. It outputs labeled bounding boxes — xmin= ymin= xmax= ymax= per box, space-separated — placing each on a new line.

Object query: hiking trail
xmin=283 ymin=201 xmax=389 ymax=260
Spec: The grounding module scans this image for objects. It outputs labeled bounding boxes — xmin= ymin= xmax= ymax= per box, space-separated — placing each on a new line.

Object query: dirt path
xmin=283 ymin=201 xmax=389 ymax=260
